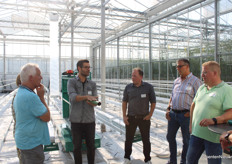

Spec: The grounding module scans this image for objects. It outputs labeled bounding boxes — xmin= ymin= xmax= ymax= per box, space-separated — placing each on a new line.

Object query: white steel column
xmin=89 ymin=47 xmax=93 ymax=78
xmin=101 ymin=0 xmax=106 ymax=111
xmin=214 ymin=0 xmax=219 ymax=62
xmin=92 ymin=47 xmax=97 ymax=78
xmin=71 ymin=7 xmax=74 ymax=70
xmin=59 ymin=22 xmax=62 ymax=93
xmin=117 ymin=38 xmax=120 ymax=80
xmin=149 ymin=24 xmax=152 ymax=80
xmin=98 ymin=48 xmax=101 ymax=79
xmin=49 ymin=13 xmax=59 ymax=96
xmin=3 ymin=36 xmax=6 ymax=83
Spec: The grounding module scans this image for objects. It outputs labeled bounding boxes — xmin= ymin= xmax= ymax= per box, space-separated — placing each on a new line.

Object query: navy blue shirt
xmin=122 ymin=81 xmax=156 ymax=116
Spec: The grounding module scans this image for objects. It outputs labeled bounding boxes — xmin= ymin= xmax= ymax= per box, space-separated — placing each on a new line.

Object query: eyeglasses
xmin=176 ymin=65 xmax=186 ymax=69
xmin=82 ymin=66 xmax=91 ymax=69
xmin=202 ymin=71 xmax=208 ymax=75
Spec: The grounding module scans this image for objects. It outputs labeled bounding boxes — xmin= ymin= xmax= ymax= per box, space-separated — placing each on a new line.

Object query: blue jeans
xmin=71 ymin=122 xmax=95 ymax=164
xmin=186 ymin=135 xmax=222 ymax=164
xmin=166 ymin=111 xmax=190 ymax=164
xmin=124 ymin=116 xmax=151 ymax=162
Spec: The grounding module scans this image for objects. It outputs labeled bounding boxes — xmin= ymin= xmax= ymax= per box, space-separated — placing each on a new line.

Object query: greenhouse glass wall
xmin=93 ymin=0 xmax=232 ymax=82
xmin=0 ymin=0 xmax=232 ymax=92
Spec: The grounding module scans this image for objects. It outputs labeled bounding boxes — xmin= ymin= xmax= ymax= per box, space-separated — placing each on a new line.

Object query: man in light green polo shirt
xmin=186 ymin=61 xmax=232 ymax=164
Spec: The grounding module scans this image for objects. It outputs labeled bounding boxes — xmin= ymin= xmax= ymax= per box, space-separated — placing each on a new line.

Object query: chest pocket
xmin=74 ymin=83 xmax=82 ymax=94
xmin=185 ymin=85 xmax=193 ymax=93
xmin=87 ymin=86 xmax=93 ymax=95
xmin=128 ymin=90 xmax=137 ymax=100
xmin=197 ymin=91 xmax=221 ymax=109
xmin=128 ymin=88 xmax=149 ymax=100
xmin=183 ymin=83 xmax=194 ymax=98
xmin=141 ymin=93 xmax=147 ymax=98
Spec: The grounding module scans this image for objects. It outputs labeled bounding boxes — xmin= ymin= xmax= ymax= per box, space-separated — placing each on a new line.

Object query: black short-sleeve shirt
xmin=122 ymin=81 xmax=156 ymax=116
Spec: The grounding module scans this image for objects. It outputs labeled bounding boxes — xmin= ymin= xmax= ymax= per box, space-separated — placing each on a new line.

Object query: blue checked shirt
xmin=171 ymin=73 xmax=203 ymax=110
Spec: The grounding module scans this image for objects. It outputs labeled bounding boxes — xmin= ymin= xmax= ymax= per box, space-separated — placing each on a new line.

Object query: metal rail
xmin=0 ymin=91 xmax=16 ymax=152
xmin=0 ymin=82 xmax=15 ymax=88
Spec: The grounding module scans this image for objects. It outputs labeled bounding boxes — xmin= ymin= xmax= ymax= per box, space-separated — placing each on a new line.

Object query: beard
xmin=80 ymin=71 xmax=89 ymax=77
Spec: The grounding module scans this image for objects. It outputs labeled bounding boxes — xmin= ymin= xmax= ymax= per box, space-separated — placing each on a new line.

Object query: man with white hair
xmin=13 ymin=63 xmax=50 ymax=164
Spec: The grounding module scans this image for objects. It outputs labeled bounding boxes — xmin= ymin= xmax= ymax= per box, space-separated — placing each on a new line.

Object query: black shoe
xmin=180 ymin=159 xmax=186 ymax=164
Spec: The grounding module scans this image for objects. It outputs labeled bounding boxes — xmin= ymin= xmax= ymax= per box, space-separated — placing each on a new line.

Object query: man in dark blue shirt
xmin=122 ymin=68 xmax=156 ymax=164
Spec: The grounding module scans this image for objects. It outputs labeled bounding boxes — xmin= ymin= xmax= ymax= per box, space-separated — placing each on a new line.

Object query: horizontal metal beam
xmin=0 ymin=20 xmax=48 ymax=26
xmin=0 ymin=2 xmax=71 ymax=13
xmin=145 ymin=0 xmax=184 ymax=18
xmin=0 ymin=20 xmax=115 ymax=32
xmin=1 ymin=38 xmax=91 ymax=45
xmin=92 ymin=0 xmax=206 ymax=48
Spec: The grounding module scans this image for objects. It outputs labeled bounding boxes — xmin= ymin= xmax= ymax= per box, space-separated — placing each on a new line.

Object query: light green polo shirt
xmin=192 ymin=81 xmax=232 ymax=143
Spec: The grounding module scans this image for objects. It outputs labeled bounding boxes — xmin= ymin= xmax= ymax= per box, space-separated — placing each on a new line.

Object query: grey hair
xmin=20 ymin=63 xmax=39 ymax=83
xmin=132 ymin=67 xmax=143 ymax=76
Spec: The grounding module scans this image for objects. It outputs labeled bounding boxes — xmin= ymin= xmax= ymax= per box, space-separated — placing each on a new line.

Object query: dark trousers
xmin=21 ymin=145 xmax=44 ymax=164
xmin=124 ymin=117 xmax=151 ymax=162
xmin=71 ymin=122 xmax=95 ymax=164
xmin=166 ymin=111 xmax=190 ymax=164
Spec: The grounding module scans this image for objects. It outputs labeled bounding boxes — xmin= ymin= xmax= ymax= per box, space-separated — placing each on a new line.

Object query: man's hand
xmin=199 ymin=118 xmax=214 ymax=127
xmin=166 ymin=111 xmax=171 ymax=120
xmin=85 ymin=96 xmax=98 ymax=106
xmin=184 ymin=112 xmax=190 ymax=117
xmin=86 ymin=101 xmax=94 ymax=106
xmin=123 ymin=116 xmax=129 ymax=125
xmin=36 ymin=84 xmax=45 ymax=98
xmin=220 ymin=132 xmax=232 ymax=152
xmin=86 ymin=95 xmax=98 ymax=101
xmin=189 ymin=123 xmax=192 ymax=134
xmin=144 ymin=114 xmax=152 ymax=120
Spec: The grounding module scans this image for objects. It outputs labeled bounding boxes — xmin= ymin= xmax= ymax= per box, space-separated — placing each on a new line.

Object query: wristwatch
xmin=225 ymin=133 xmax=231 ymax=143
xmin=212 ymin=117 xmax=217 ymax=125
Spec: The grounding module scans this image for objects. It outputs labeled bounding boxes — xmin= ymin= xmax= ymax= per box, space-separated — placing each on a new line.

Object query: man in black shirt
xmin=122 ymin=68 xmax=156 ymax=164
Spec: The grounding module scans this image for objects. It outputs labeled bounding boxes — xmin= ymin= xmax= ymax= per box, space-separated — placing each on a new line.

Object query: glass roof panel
xmin=0 ymin=0 xmax=231 ymax=48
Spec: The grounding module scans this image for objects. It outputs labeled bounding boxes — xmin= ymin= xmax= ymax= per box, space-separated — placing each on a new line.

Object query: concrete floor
xmin=1 ymin=94 xmax=232 ymax=164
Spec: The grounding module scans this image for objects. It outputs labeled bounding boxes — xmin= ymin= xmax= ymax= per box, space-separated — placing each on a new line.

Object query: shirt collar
xmin=217 ymin=81 xmax=225 ymax=87
xmin=76 ymin=76 xmax=89 ymax=83
xmin=20 ymin=85 xmax=35 ymax=94
xmin=178 ymin=72 xmax=192 ymax=81
xmin=132 ymin=81 xmax=144 ymax=87
xmin=184 ymin=72 xmax=193 ymax=79
xmin=204 ymin=81 xmax=225 ymax=89
xmin=186 ymin=72 xmax=193 ymax=79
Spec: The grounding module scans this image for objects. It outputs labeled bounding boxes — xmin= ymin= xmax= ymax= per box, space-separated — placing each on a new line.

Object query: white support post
xmin=101 ymin=0 xmax=106 ymax=111
xmin=3 ymin=36 xmax=6 ymax=84
xmin=49 ymin=13 xmax=59 ymax=96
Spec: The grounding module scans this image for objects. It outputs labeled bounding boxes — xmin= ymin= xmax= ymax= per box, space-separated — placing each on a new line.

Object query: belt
xmin=172 ymin=109 xmax=189 ymax=113
xmin=128 ymin=115 xmax=146 ymax=119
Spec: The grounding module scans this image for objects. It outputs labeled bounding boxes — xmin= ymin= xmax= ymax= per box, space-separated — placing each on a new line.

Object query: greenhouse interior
xmin=0 ymin=0 xmax=232 ymax=163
